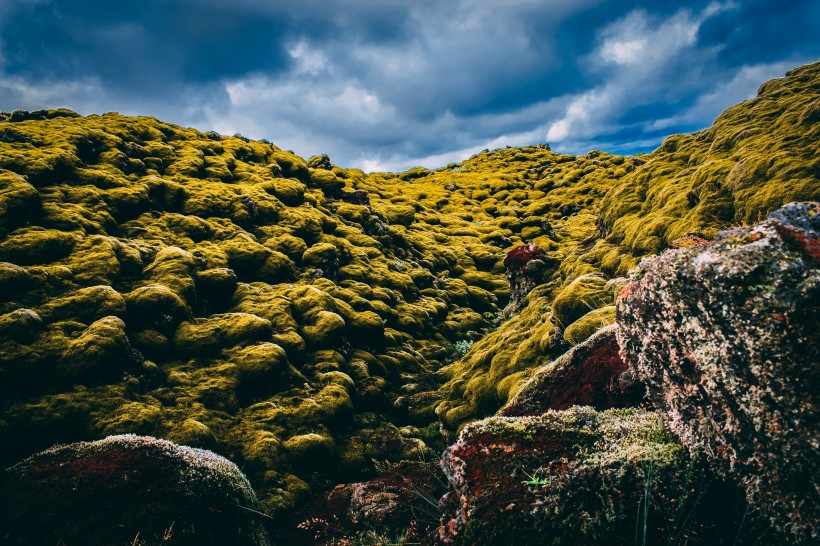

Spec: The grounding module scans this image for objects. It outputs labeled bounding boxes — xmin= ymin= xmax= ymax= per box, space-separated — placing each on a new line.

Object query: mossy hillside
xmin=1 ymin=62 xmax=819 ymax=523
xmin=599 ymin=62 xmax=820 ymax=256
xmin=434 ymin=62 xmax=820 ymax=431
xmin=0 ymin=110 xmax=529 ymax=519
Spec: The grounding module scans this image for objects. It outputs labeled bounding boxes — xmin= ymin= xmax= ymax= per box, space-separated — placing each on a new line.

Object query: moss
xmin=60 ymin=315 xmax=136 ymax=378
xmin=0 ymin=228 xmax=76 ymax=265
xmin=125 ymin=284 xmax=190 ymax=326
xmin=283 ymin=432 xmax=336 ymax=463
xmin=38 ymin=285 xmax=126 ymax=324
xmin=563 ymin=305 xmax=615 ymax=345
xmin=0 ymin=261 xmax=33 ymax=296
xmin=0 ymin=171 xmax=40 ymax=234
xmin=551 ymin=274 xmax=613 ymax=330
xmin=0 ymin=308 xmax=43 ymax=342
xmin=302 ymin=242 xmax=338 ymax=268
xmin=173 ymin=313 xmax=273 ymax=355
xmin=0 ymin=65 xmax=816 ymax=532
xmin=308 ymin=167 xmax=345 ymax=192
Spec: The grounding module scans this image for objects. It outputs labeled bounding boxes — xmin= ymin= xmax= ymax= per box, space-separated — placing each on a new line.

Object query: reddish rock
xmin=0 ymin=435 xmax=270 ymax=546
xmin=436 ymin=407 xmax=757 ymax=546
xmin=503 ymin=244 xmax=557 ymax=313
xmin=500 ymin=324 xmax=643 ymax=417
xmin=290 ymin=461 xmax=445 ymax=545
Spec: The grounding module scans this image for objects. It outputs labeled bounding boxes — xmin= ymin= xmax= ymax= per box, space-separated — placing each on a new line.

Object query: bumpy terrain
xmin=1 ymin=59 xmax=818 ymax=533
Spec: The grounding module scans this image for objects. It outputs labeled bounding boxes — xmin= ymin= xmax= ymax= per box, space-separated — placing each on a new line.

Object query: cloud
xmin=543 ymin=2 xmax=736 ymax=150
xmin=0 ymin=0 xmax=817 ymax=170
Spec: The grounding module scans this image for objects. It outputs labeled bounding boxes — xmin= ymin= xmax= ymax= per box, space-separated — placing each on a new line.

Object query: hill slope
xmin=0 ymin=61 xmax=818 ymax=520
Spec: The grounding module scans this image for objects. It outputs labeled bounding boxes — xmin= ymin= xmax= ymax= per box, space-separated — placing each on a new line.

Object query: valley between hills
xmin=0 ymin=62 xmax=818 ymax=545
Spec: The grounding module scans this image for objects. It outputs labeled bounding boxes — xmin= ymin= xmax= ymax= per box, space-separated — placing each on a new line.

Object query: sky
xmin=0 ymin=1 xmax=817 ymax=172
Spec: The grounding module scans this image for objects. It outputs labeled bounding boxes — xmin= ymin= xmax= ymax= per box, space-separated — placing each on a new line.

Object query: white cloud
xmin=545 ymin=2 xmax=739 ymax=146
xmin=289 ymin=40 xmax=331 ymax=75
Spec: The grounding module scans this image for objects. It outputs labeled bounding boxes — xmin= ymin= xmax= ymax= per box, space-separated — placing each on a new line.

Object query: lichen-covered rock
xmin=0 ymin=434 xmax=270 ymax=545
xmin=436 ymin=407 xmax=762 ymax=546
xmin=617 ymin=201 xmax=820 ymax=541
xmin=501 ymin=324 xmax=642 ymax=417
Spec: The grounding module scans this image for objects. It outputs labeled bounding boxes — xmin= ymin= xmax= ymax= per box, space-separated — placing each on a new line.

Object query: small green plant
xmin=521 ymin=468 xmax=550 ymax=487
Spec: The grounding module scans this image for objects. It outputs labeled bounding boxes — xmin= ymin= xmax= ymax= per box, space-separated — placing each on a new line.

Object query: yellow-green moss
xmin=563 ymin=305 xmax=615 ymax=345
xmin=1 ymin=63 xmax=817 ymax=526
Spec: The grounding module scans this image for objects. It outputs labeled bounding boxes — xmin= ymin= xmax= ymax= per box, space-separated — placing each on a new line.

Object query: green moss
xmin=61 ymin=316 xmax=133 ymax=377
xmin=0 ymin=64 xmax=817 ymax=529
xmin=0 ymin=171 xmax=40 ymax=235
xmin=0 ymin=228 xmax=76 ymax=265
xmin=173 ymin=313 xmax=273 ymax=355
xmin=551 ymin=274 xmax=613 ymax=330
xmin=37 ymin=285 xmax=125 ymax=324
xmin=563 ymin=305 xmax=615 ymax=345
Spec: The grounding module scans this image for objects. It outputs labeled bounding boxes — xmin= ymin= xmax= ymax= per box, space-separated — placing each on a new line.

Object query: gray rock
xmin=617 ymin=202 xmax=820 ymax=542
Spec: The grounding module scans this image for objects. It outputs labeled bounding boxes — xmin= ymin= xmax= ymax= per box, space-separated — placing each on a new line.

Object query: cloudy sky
xmin=0 ymin=1 xmax=817 ymax=171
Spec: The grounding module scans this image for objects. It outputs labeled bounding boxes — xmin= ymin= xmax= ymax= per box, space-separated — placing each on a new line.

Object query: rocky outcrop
xmin=617 ymin=202 xmax=820 ymax=541
xmin=503 ymin=244 xmax=557 ymax=313
xmin=500 ymin=324 xmax=642 ymax=416
xmin=435 ymin=407 xmax=757 ymax=545
xmin=0 ymin=435 xmax=270 ymax=546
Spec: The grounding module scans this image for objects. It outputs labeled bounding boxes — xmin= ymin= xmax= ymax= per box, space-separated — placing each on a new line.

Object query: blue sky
xmin=0 ymin=0 xmax=817 ymax=171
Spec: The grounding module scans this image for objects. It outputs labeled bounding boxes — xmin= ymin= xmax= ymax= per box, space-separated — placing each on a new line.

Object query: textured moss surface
xmin=1 ymin=62 xmax=818 ymax=526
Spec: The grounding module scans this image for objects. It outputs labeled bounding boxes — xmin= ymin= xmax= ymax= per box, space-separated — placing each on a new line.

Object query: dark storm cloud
xmin=0 ymin=0 xmax=817 ymax=171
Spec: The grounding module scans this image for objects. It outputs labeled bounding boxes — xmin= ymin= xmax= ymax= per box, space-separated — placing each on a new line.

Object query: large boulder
xmin=436 ymin=406 xmax=757 ymax=545
xmin=617 ymin=202 xmax=820 ymax=541
xmin=0 ymin=435 xmax=270 ymax=546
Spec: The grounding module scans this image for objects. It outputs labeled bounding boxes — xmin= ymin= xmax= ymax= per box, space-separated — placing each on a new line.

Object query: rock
xmin=291 ymin=461 xmax=445 ymax=545
xmin=500 ymin=324 xmax=642 ymax=417
xmin=436 ymin=407 xmax=757 ymax=546
xmin=503 ymin=244 xmax=556 ymax=313
xmin=617 ymin=201 xmax=820 ymax=541
xmin=307 ymin=154 xmax=333 ymax=170
xmin=0 ymin=434 xmax=270 ymax=545
xmin=339 ymin=189 xmax=370 ymax=205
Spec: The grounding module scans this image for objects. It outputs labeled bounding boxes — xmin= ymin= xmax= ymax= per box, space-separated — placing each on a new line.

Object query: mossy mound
xmin=0 ymin=63 xmax=818 ymax=528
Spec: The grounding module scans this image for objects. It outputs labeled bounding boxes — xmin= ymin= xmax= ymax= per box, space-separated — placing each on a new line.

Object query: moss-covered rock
xmin=501 ymin=324 xmax=642 ymax=417
xmin=437 ymin=407 xmax=762 ymax=545
xmin=551 ymin=274 xmax=613 ymax=330
xmin=562 ymin=305 xmax=615 ymax=345
xmin=0 ymin=434 xmax=270 ymax=545
xmin=173 ymin=313 xmax=273 ymax=355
